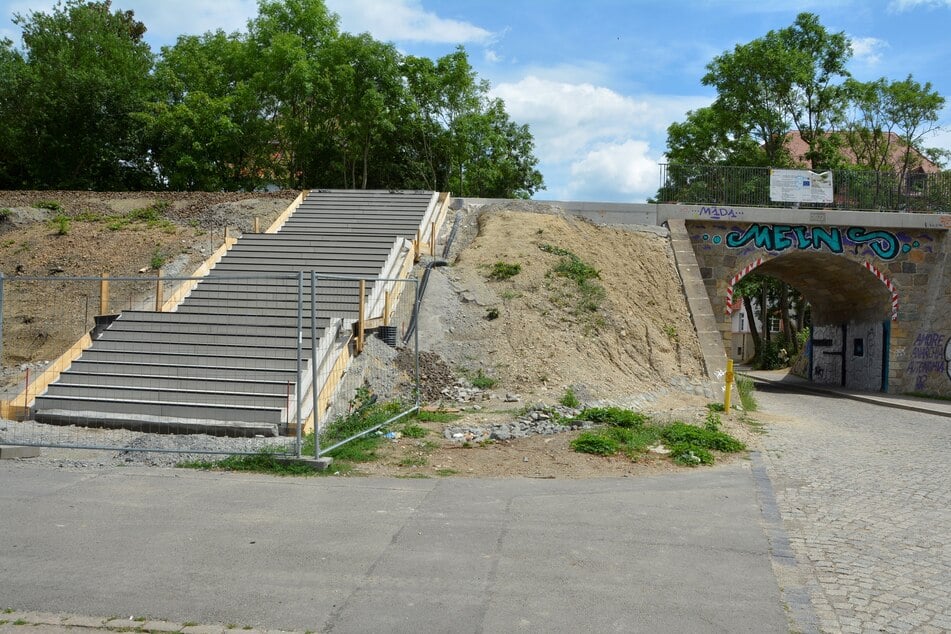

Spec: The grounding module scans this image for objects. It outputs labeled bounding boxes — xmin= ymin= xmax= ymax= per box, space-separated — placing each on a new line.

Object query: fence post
xmin=357 ymin=278 xmax=366 ymax=354
xmin=430 ymin=221 xmax=436 ymax=256
xmin=295 ymin=271 xmax=304 ymax=458
xmin=154 ymin=269 xmax=164 ymax=312
xmin=384 ymin=289 xmax=391 ymax=327
xmin=0 ymin=272 xmax=4 ymax=369
xmin=414 ymin=279 xmax=421 ymax=408
xmin=311 ymin=271 xmax=320 ymax=459
xmin=99 ymin=273 xmax=110 ymax=315
xmin=254 ymin=216 xmax=260 ymax=234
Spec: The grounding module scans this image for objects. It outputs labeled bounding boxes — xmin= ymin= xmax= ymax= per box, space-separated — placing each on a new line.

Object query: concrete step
xmin=178 ymin=297 xmax=358 ymax=313
xmin=32 ymin=408 xmax=281 ymax=437
xmin=33 ymin=394 xmax=283 ymax=424
xmin=166 ymin=307 xmax=351 ymax=326
xmin=65 ymin=359 xmax=299 ymax=382
xmin=105 ymin=318 xmax=315 ymax=339
xmin=58 ymin=371 xmax=293 ymax=395
xmin=210 ymin=262 xmax=383 ymax=275
xmin=96 ymin=328 xmax=312 ymax=349
xmin=78 ymin=348 xmax=300 ymax=371
xmin=115 ymin=311 xmax=339 ymax=329
xmin=45 ymin=383 xmax=290 ymax=410
xmin=90 ymin=339 xmax=309 ymax=360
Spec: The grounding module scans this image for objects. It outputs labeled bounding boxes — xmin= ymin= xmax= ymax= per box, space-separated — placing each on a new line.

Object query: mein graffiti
xmin=721 ymin=224 xmax=913 ymax=260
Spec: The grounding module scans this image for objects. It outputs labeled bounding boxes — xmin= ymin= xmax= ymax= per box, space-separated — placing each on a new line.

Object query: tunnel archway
xmin=727 ymin=253 xmax=896 ymax=391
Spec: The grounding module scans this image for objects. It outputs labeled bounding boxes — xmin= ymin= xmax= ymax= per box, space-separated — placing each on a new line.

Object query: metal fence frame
xmin=0 ymin=271 xmax=421 ymax=460
xmin=658 ymin=163 xmax=951 ymax=213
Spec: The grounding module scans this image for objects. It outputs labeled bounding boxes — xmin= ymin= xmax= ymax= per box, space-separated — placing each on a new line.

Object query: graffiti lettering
xmin=724 ymin=223 xmax=902 ymax=260
xmin=907 ymin=332 xmax=947 ymax=390
xmin=698 ymin=206 xmax=742 ymax=219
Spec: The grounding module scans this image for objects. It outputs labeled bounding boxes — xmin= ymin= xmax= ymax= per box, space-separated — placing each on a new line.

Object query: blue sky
xmin=2 ymin=0 xmax=950 ymax=202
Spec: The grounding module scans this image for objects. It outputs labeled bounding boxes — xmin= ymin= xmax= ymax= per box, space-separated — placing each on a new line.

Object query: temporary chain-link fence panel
xmin=0 ymin=272 xmax=420 ymax=460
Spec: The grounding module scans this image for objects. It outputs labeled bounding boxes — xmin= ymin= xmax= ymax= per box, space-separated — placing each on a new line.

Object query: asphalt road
xmin=0 ymin=461 xmax=786 ymax=633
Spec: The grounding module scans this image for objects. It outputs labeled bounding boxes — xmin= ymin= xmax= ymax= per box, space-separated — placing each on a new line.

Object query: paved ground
xmin=4 ymin=378 xmax=950 ymax=633
xmin=0 ymin=462 xmax=786 ymax=633
xmin=755 ymin=383 xmax=951 ymax=634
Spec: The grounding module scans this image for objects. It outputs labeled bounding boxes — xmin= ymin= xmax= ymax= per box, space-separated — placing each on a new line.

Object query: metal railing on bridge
xmin=657 ymin=164 xmax=951 ymax=213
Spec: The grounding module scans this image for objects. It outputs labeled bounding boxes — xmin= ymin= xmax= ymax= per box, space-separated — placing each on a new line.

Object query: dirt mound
xmin=418 ymin=202 xmax=706 ymax=403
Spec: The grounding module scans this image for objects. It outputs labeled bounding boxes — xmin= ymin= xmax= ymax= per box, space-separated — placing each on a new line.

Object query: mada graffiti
xmin=698 ymin=223 xmax=923 ymax=260
xmin=698 ymin=206 xmax=742 ymax=219
xmin=906 ymin=332 xmax=948 ymax=390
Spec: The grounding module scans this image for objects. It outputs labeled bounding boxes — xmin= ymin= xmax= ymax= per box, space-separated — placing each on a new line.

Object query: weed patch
xmin=579 ymin=407 xmax=649 ymax=428
xmin=415 ymin=409 xmax=462 ymax=424
xmin=539 ymin=243 xmax=606 ymax=317
xmin=570 ymin=431 xmax=619 ymax=455
xmin=469 ymin=369 xmax=496 ymax=389
xmin=488 ymin=261 xmax=521 ymax=280
xmin=559 ymin=387 xmax=581 ymax=408
xmin=736 ymin=375 xmax=758 ymax=411
xmin=33 ymin=200 xmax=62 ymax=212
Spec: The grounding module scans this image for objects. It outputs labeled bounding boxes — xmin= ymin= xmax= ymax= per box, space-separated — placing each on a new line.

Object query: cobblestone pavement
xmin=756 ymin=385 xmax=951 ymax=634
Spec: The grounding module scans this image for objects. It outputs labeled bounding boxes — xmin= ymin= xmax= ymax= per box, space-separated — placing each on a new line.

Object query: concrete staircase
xmin=32 ymin=190 xmax=444 ymax=436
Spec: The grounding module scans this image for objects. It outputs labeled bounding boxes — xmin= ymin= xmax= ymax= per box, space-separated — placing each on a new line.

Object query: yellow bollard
xmin=724 ymin=359 xmax=735 ymax=411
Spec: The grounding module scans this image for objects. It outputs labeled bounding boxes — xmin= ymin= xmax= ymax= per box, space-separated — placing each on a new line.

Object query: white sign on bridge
xmin=769 ymin=169 xmax=833 ymax=204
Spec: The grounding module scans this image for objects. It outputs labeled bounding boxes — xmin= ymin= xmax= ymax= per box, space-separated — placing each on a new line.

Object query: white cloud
xmin=888 ymin=0 xmax=951 ymax=11
xmin=568 ymin=140 xmax=658 ymax=200
xmin=484 ymin=49 xmax=501 ymax=63
xmin=325 ymin=0 xmax=492 ymax=44
xmin=491 ymin=75 xmax=711 ymax=202
xmin=850 ymin=36 xmax=888 ymax=66
xmin=492 ymin=76 xmax=707 ymax=161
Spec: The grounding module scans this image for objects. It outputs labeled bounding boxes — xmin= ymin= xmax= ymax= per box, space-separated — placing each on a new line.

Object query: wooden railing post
xmin=154 ymin=269 xmax=164 ymax=312
xmin=99 ymin=273 xmax=110 ymax=315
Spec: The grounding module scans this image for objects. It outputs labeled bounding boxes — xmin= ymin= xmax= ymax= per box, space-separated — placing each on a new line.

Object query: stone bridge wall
xmin=659 ymin=205 xmax=951 ymax=396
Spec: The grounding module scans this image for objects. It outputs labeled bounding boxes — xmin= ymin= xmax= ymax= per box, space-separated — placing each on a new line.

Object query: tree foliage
xmin=3 ymin=0 xmax=154 ymax=189
xmin=0 ymin=0 xmax=544 ymax=196
xmin=665 ymin=12 xmax=945 ymax=178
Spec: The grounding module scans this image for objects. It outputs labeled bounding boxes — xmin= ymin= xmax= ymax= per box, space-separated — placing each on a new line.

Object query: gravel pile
xmin=397 ymin=349 xmax=459 ymax=402
xmin=442 ymin=404 xmax=591 ymax=443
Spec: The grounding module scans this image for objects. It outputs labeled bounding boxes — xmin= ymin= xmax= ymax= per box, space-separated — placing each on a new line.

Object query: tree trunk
xmin=761 ymin=284 xmax=770 ymax=343
xmin=744 ymin=295 xmax=761 ymax=360
xmin=780 ymin=284 xmax=795 ymax=352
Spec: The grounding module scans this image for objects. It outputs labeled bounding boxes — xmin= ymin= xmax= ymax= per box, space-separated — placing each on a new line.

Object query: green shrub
xmin=489 ymin=261 xmax=521 ymax=280
xmin=661 ymin=422 xmax=745 ymax=453
xmin=736 ymin=376 xmax=758 ymax=411
xmin=570 ymin=432 xmax=619 ymax=456
xmin=669 ymin=443 xmax=714 ymax=466
xmin=559 ymin=387 xmax=581 ymax=408
xmin=401 ymin=423 xmax=428 ymax=438
xmin=470 ymin=369 xmax=496 ymax=389
xmin=579 ymin=407 xmax=648 ymax=428
xmin=0 ymin=208 xmax=11 ymax=221
xmin=150 ymin=249 xmax=166 ymax=270
xmin=51 ymin=214 xmax=70 ymax=235
xmin=34 ymin=200 xmax=62 ymax=212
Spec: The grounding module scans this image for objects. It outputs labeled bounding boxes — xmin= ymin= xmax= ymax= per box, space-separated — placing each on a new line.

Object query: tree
xmin=142 ymin=31 xmax=270 ymax=190
xmin=11 ymin=0 xmax=155 ymax=189
xmin=247 ymin=0 xmax=340 ymax=188
xmin=0 ymin=39 xmax=27 ymax=188
xmin=774 ymin=13 xmax=852 ymax=170
xmin=886 ymin=75 xmax=945 ymax=191
xmin=691 ymin=13 xmax=851 ymax=170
